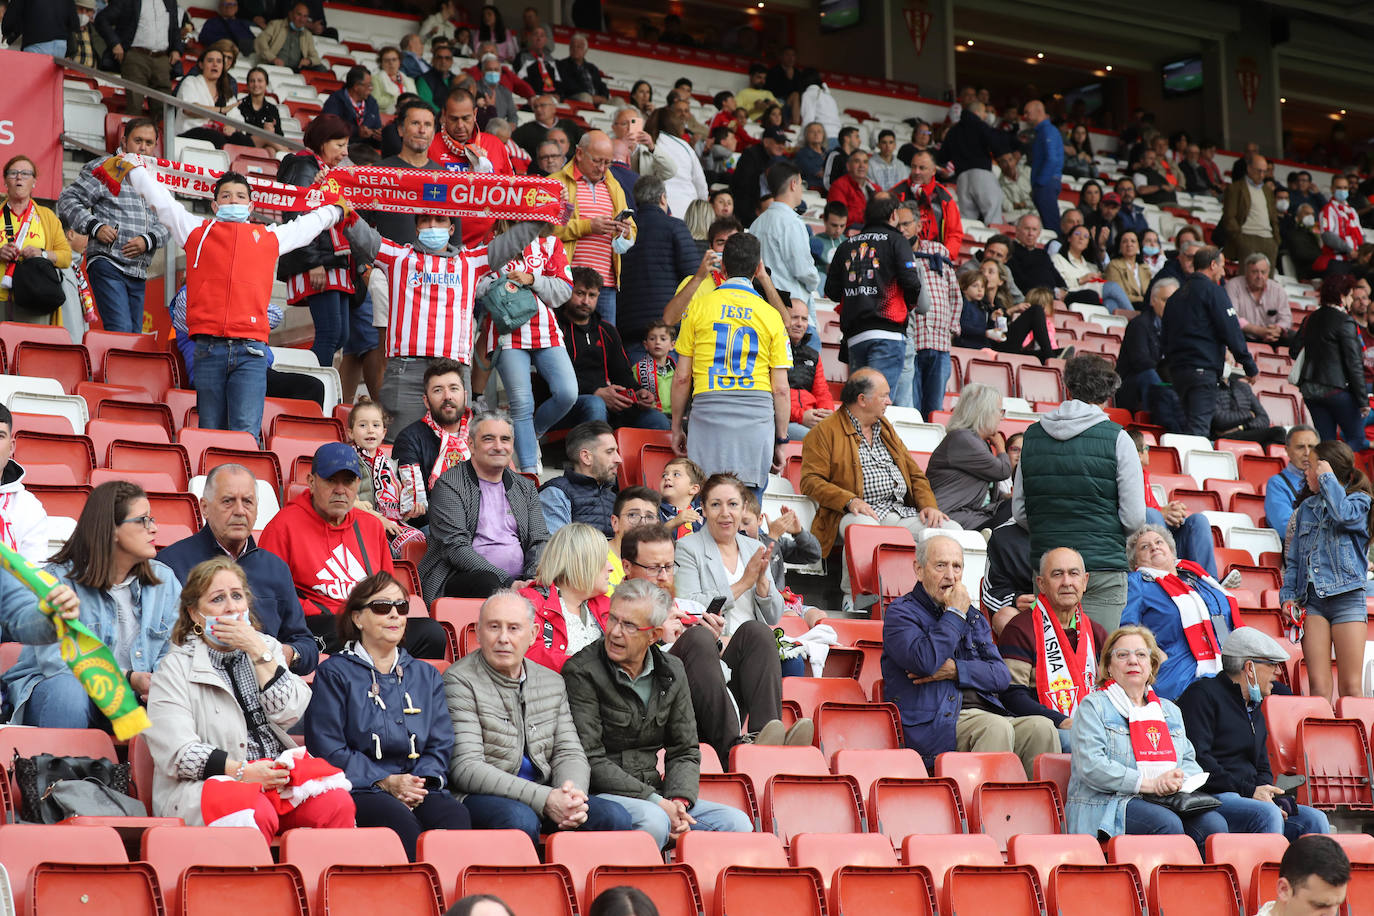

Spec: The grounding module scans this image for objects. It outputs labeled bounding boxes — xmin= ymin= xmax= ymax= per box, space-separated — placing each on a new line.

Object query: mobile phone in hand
xmin=614 ymin=209 xmax=635 ymax=222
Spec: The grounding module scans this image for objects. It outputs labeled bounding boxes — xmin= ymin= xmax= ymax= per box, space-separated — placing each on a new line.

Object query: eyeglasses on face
xmin=1111 ymin=649 xmax=1152 ymax=662
xmin=5 ymin=170 xmax=35 ymax=180
xmin=120 ymin=515 xmax=156 ymax=530
xmin=605 ymin=611 xmax=656 ymax=633
xmin=627 ymin=560 xmax=674 ymax=576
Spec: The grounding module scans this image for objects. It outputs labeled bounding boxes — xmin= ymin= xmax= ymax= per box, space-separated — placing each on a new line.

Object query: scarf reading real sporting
xmin=1137 ymin=560 xmax=1229 ymax=679
xmin=96 ymin=155 xmax=568 ymax=222
xmin=1031 ymin=596 xmax=1096 ymax=717
xmin=1100 ymin=679 xmax=1179 ymax=783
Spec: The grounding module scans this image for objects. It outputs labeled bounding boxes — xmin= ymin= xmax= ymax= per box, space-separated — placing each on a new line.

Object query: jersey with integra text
xmin=373 ymin=238 xmax=494 ymax=362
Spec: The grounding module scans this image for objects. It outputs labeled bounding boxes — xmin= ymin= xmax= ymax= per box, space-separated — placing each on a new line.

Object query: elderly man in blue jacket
xmin=157 ymin=463 xmax=319 ymax=675
xmin=1160 ymin=245 xmax=1259 ymax=437
xmin=881 ymin=534 xmax=1058 ymax=777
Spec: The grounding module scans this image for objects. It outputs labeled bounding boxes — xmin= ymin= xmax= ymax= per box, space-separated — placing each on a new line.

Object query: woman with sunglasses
xmin=306 ymin=571 xmax=470 ymax=859
xmin=145 ymin=557 xmax=354 ymax=840
xmin=2 ymin=480 xmax=181 ymax=728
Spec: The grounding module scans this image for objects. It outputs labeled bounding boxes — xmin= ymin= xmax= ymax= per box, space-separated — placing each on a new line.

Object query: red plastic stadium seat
xmin=1016 ymin=364 xmax=1064 ymax=402
xmin=0 ymin=823 xmax=132 ymax=916
xmin=26 ymin=484 xmax=92 ymax=519
xmin=814 ymin=701 xmax=902 ymax=760
xmin=1105 ymin=834 xmax=1203 ymax=885
xmin=1295 ymin=718 xmax=1374 ymax=809
xmin=417 ymin=829 xmax=538 ymax=904
xmin=1033 ymin=752 xmax=1071 ymax=803
xmin=461 ymin=864 xmax=578 ymax=916
xmin=1230 ymin=492 xmax=1268 ymax=527
xmin=870 ymin=776 xmax=966 ymax=841
xmin=0 ymin=321 xmax=74 ymax=357
xmin=89 ymin=468 xmax=177 ymax=491
xmin=200 ymin=447 xmax=284 ymax=494
xmin=84 ymin=329 xmax=159 ymax=381
xmin=1262 ymin=695 xmax=1334 ymax=776
xmin=1151 ymin=864 xmax=1244 ymax=916
xmin=1335 ymin=698 xmax=1374 ymax=747
xmin=13 ymin=411 xmax=79 ymax=437
xmin=697 ymin=773 xmax=760 ymax=828
xmin=103 ymin=348 xmax=179 ymax=399
xmin=1239 ymin=454 xmax=1285 ymax=491
xmin=281 ymin=827 xmax=422 ymax=916
xmin=831 ymin=747 xmax=927 ymax=800
xmin=965 ymin=359 xmax=1013 ymax=397
xmin=715 ymin=866 xmax=825 ymax=916
xmin=900 ymin=833 xmax=1000 ymax=894
xmin=270 ymin=437 xmax=334 ymax=482
xmin=87 ymin=418 xmax=171 ymax=464
xmin=13 ymin=341 xmax=91 ymax=393
xmin=1206 ymin=835 xmax=1288 ymax=912
xmin=829 ymin=864 xmax=937 ymax=916
xmin=678 ymin=832 xmax=788 ymax=916
xmin=943 ymin=864 xmax=1044 ymax=916
xmin=546 ymin=831 xmax=663 ymax=912
xmin=178 ymin=428 xmax=260 ymax=472
xmin=269 ymin=414 xmax=347 ymax=442
xmin=94 ymin=399 xmax=176 ymax=439
xmin=935 ymin=751 xmax=1061 ymax=849
xmin=781 ymin=677 xmax=866 ymax=720
xmin=586 ymin=865 xmax=704 ymax=916
xmin=729 ymin=745 xmax=828 ymax=794
xmin=21 ymin=462 xmax=81 ymax=485
xmin=1170 ymin=488 xmax=1221 ymax=513
xmin=615 ymin=426 xmax=672 ymax=490
xmin=1007 ymin=833 xmax=1104 ymax=889
xmin=141 ymin=825 xmax=299 ymax=916
xmin=762 ymin=774 xmax=865 ymax=846
xmin=147 ymin=491 xmax=204 ymax=530
xmin=845 ymin=525 xmax=915 ymax=599
xmin=790 ymin=832 xmax=897 ymax=887
xmin=164 ymin=388 xmax=198 ymax=431
xmin=108 ymin=440 xmax=192 ymax=490
xmin=874 ymin=543 xmax=917 ymax=615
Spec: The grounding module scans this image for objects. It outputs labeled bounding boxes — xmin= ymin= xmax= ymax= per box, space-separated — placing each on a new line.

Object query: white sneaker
xmin=841 ymin=595 xmax=854 ymax=615
xmin=1220 ymin=569 xmax=1243 ymax=589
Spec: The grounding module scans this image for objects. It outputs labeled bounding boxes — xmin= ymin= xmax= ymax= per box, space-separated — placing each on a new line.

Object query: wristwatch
xmin=775 ymin=435 xmax=790 ymax=446
xmin=254 ymin=648 xmax=274 ymax=665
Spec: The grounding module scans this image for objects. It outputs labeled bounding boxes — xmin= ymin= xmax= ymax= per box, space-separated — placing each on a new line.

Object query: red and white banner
xmin=1236 ymin=57 xmax=1260 ymax=115
xmin=0 ymin=49 xmax=63 ymax=201
xmin=128 ymin=155 xmax=569 ymax=222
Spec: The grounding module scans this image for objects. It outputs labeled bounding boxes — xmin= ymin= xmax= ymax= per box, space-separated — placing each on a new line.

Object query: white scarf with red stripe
xmin=1101 ymin=680 xmax=1179 ymax=783
xmin=422 ymin=410 xmax=471 ymax=488
xmin=1137 ymin=560 xmax=1229 ymax=679
xmin=1 ymin=201 xmax=36 ymax=290
xmin=1031 ymin=596 xmax=1096 ymax=717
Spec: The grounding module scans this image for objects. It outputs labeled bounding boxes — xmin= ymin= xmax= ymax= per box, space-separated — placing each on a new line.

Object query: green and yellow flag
xmin=0 ymin=542 xmax=150 ymax=739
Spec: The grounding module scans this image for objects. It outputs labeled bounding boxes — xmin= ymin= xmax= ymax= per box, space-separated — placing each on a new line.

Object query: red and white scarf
xmin=1100 ymin=680 xmax=1179 ymax=783
xmin=422 ymin=410 xmax=471 ymax=488
xmin=1138 ymin=560 xmax=1229 ymax=679
xmin=355 ymin=445 xmax=400 ymax=521
xmin=95 ymin=155 xmax=568 ymax=222
xmin=1 ymin=201 xmax=36 ymax=290
xmin=1032 ymin=596 xmax=1096 ymax=717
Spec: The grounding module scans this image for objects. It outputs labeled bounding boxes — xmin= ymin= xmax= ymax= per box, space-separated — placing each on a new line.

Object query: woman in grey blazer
xmin=674 ymin=473 xmax=785 ymax=635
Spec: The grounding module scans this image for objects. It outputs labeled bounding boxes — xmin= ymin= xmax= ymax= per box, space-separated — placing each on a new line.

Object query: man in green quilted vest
xmin=1012 ymin=355 xmax=1146 ymax=630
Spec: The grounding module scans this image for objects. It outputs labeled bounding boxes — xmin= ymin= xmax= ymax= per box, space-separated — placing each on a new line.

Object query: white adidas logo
xmin=312 ymin=544 xmax=366 ymax=600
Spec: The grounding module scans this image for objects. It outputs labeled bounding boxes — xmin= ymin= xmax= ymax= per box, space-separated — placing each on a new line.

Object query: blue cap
xmin=311 ymin=441 xmax=362 ymax=479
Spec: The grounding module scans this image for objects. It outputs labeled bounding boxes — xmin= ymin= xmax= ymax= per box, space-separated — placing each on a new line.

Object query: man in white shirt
xmin=656 ymin=108 xmax=708 ymax=219
xmin=749 ymin=161 xmax=819 ymax=322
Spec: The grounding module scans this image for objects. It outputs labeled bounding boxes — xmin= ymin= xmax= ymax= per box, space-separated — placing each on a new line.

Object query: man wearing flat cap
xmin=1177 ymin=627 xmax=1331 ymax=839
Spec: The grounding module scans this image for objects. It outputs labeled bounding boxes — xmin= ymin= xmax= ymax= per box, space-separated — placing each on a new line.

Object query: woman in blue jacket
xmin=1281 ymin=440 xmax=1372 ymax=702
xmin=1067 ymin=625 xmax=1227 ymax=852
xmin=305 ymin=572 xmax=470 ymax=860
xmin=3 ymin=481 xmax=181 ymax=727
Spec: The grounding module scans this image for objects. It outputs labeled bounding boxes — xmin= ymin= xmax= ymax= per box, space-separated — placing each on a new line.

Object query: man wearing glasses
xmin=550 ymin=130 xmax=634 ymax=326
xmin=620 ymin=524 xmax=808 ymax=764
xmin=563 ymin=578 xmax=753 ymax=849
xmin=606 ymin=486 xmax=659 ymax=587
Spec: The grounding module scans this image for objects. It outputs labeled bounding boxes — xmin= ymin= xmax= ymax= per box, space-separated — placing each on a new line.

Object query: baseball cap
xmin=312 ymin=442 xmax=362 ymax=479
xmin=1220 ymin=627 xmax=1290 ymax=664
xmin=1102 ymin=192 xmax=1122 ymax=205
xmin=762 ymin=126 xmax=788 ymax=144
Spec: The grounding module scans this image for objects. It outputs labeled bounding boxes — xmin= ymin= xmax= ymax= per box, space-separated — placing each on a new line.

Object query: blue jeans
xmin=1031 ymin=182 xmax=1062 ymax=233
xmin=1057 ymin=726 xmax=1073 ymax=753
xmin=848 ymin=337 xmax=906 ymax=397
xmin=194 ymin=336 xmax=269 ymax=434
xmin=307 ymin=289 xmax=350 ymax=369
xmin=86 ymin=258 xmax=147 ymax=333
xmin=22 ymin=672 xmax=101 ymax=728
xmin=1101 ymin=281 xmax=1132 ymax=313
xmin=343 ymin=293 xmax=379 ymax=356
xmin=560 ymin=393 xmax=671 ymax=431
xmin=1123 ymin=796 xmax=1228 ymax=854
xmin=596 ymin=286 xmax=617 ymax=326
xmin=494 ymin=345 xmax=578 ymax=471
xmin=1214 ymin=792 xmax=1330 ymax=840
xmin=1305 ymin=389 xmax=1370 ymax=451
xmin=598 ymin=793 xmax=753 ymax=849
xmin=1146 ymin=507 xmax=1217 ymax=578
xmin=23 ymin=38 xmax=67 ymax=56
xmin=911 ymin=349 xmax=951 ymax=418
xmin=463 ymin=792 xmax=632 ymax=847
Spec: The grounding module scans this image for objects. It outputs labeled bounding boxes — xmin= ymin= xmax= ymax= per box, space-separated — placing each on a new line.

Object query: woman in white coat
xmin=144 ymin=557 xmax=355 ymax=842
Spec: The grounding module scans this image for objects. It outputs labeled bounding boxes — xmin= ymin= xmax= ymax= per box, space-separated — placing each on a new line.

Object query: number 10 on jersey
xmin=707 ymin=322 xmax=759 ymax=390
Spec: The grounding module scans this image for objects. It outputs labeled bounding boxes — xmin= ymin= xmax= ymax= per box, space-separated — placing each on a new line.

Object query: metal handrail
xmin=56 ymin=55 xmax=306 ymax=152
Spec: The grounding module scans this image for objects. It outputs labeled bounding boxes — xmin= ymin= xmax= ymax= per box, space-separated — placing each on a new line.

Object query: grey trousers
xmin=957 ymin=707 xmax=1060 ymax=779
xmin=379 ymin=356 xmax=470 ymax=443
xmin=1081 ymin=569 xmax=1128 ymax=632
xmin=956 ymin=168 xmax=1004 ymax=225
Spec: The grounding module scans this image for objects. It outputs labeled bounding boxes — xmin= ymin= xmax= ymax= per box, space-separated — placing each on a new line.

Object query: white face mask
xmin=78 ymin=11 xmax=92 ymax=25
xmin=1301 ymin=214 xmax=1316 ymax=227
xmin=1276 ymin=199 xmax=1290 ymax=213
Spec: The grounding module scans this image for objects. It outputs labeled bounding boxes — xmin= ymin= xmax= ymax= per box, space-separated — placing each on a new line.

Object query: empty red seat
xmin=790 ymin=832 xmax=897 ymax=887
xmin=104 ymin=348 xmax=179 ymax=399
xmin=178 ymin=427 xmax=260 ymax=472
xmin=87 ymin=417 xmax=171 ymax=464
xmin=716 ymin=866 xmax=826 ymax=916
xmin=0 ymin=823 xmax=134 ymax=916
xmin=27 ymin=483 xmax=92 ymax=519
xmin=269 ymin=414 xmax=346 ymax=442
xmin=13 ymin=341 xmax=91 ymax=394
xmin=586 ymin=864 xmax=704 ymax=916
xmin=147 ymin=491 xmax=204 ymax=530
xmin=0 ymin=321 xmax=74 ymax=356
xmin=814 ymin=701 xmax=902 ymax=760
xmin=965 ymin=359 xmax=1014 ymax=397
xmin=141 ymin=825 xmax=286 ymax=916
xmin=944 ymin=864 xmax=1044 ymax=916
xmin=1017 ymin=364 xmax=1064 ymax=402
xmin=94 ymin=399 xmax=176 ymax=439
xmin=935 ymin=751 xmax=1061 ymax=849
xmin=845 ymin=524 xmax=915 ymax=599
xmin=1263 ymin=695 xmax=1334 ymax=776
xmin=200 ymin=446 xmax=284 ymax=494
xmin=678 ymin=832 xmax=788 ymax=916
xmin=281 ymin=827 xmax=426 ymax=916
xmin=900 ymin=831 xmax=1001 ymax=892
xmin=1007 ymin=833 xmax=1105 ymax=889
xmin=1106 ymin=833 xmax=1203 ymax=889
xmin=1295 ymin=718 xmax=1374 ymax=809
xmin=21 ymin=462 xmax=81 ymax=485
xmin=697 ymin=773 xmax=760 ymax=829
xmin=462 ymin=864 xmax=578 ymax=916
xmin=870 ymin=775 xmax=965 ymax=841
xmin=831 ymin=747 xmax=927 ymax=800
xmin=762 ymin=774 xmax=865 ymax=846
xmin=417 ymin=829 xmax=537 ymax=904
xmin=108 ymin=440 xmax=192 ymax=490
xmin=874 ymin=543 xmax=917 ymax=614
xmin=13 ymin=411 xmax=79 ymax=437
xmin=829 ymin=864 xmax=938 ymax=916
xmin=1033 ymin=752 xmax=1071 ymax=802
xmin=14 ymin=430 xmax=95 ymax=483
xmin=546 ymin=831 xmax=663 ymax=911
xmin=729 ymin=744 xmax=827 ymax=792
xmin=1151 ymin=863 xmax=1245 ymax=916
xmin=89 ymin=468 xmax=177 ymax=491
xmin=84 ymin=328 xmax=159 ymax=381
xmin=781 ymin=676 xmax=866 ymax=720
xmin=1206 ymin=834 xmax=1289 ymax=910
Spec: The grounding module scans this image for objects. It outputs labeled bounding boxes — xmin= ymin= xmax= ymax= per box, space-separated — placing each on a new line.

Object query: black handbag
xmin=12 ymin=752 xmax=136 ymax=823
xmin=9 ymin=256 xmax=65 ymax=316
xmin=1144 ymin=790 xmax=1222 ymax=817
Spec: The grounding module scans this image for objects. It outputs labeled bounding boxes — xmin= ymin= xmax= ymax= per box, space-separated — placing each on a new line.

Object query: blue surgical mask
xmin=1142 ymin=245 xmax=1160 ymax=256
xmin=215 ymin=203 xmax=251 ymax=222
xmin=483 ymin=69 xmax=501 ymax=85
xmin=612 ymin=234 xmax=633 ymax=255
xmin=202 ymin=611 xmax=249 ymax=648
xmin=1335 ymin=189 xmax=1350 ymax=202
xmin=417 ymin=226 xmax=450 ymax=250
xmin=1246 ymin=666 xmax=1262 ymax=706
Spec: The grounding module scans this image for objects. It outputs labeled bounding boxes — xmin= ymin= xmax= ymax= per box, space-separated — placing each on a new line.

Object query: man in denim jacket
xmin=881 ymin=534 xmax=1059 ymax=776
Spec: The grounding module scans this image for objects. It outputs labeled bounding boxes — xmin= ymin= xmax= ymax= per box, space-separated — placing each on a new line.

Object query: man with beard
xmin=391 ymin=359 xmax=473 ymax=529
xmin=539 ymin=420 xmax=621 ymax=537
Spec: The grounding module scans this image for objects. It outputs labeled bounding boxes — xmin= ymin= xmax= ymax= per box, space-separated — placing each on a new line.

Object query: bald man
xmin=1022 ymin=100 xmax=1063 ymax=231
xmin=550 ymin=129 xmax=636 ymax=325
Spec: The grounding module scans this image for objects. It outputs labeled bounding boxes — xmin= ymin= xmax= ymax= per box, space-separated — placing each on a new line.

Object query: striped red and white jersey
xmin=284 ymin=227 xmax=355 ymax=304
xmin=1319 ymin=199 xmax=1363 ymax=263
xmin=374 ymin=238 xmax=493 ymax=362
xmin=479 ymin=235 xmax=571 ymax=353
xmin=504 ymin=139 xmax=531 ymax=174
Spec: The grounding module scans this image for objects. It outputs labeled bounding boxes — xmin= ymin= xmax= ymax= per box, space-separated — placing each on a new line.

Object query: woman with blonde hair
xmin=925 ymin=383 xmax=1012 ymax=529
xmin=519 ymin=522 xmax=613 ymax=672
xmin=1066 ymin=625 xmax=1227 ymax=852
xmin=683 ymin=199 xmax=714 ymax=245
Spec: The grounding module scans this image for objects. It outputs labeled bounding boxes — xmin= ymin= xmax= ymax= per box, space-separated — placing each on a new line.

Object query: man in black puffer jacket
xmin=824 ymin=196 xmax=923 ymax=396
xmin=616 ymin=176 xmax=700 ymax=362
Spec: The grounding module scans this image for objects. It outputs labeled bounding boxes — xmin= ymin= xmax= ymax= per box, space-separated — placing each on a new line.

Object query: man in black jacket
xmin=824 ymin=196 xmax=923 ymax=396
xmin=1117 ymin=276 xmax=1176 ymax=412
xmin=1160 ymin=246 xmax=1258 ymax=437
xmin=617 ymin=176 xmax=699 ymax=358
xmin=555 ymin=267 xmax=667 ymax=431
xmin=940 ymin=100 xmax=1013 ymax=225
xmin=1 ymin=0 xmax=77 ymax=54
xmin=1007 ymin=213 xmax=1065 ymax=296
xmin=1177 ymin=628 xmax=1329 ymax=839
xmin=94 ymin=0 xmax=182 ymax=117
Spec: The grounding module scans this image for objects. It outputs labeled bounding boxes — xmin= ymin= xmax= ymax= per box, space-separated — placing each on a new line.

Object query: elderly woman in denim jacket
xmin=1280 ymin=440 xmax=1372 ymax=702
xmin=2 ymin=481 xmax=181 ymax=728
xmin=1066 ymin=625 xmax=1228 ymax=853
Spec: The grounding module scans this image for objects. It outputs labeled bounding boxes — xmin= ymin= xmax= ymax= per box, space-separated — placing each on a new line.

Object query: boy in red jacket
xmin=258 ymin=443 xmax=448 ymax=657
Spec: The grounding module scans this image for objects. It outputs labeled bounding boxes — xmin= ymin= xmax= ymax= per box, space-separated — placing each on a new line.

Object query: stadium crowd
xmin=1 ymin=1 xmax=1374 ymax=914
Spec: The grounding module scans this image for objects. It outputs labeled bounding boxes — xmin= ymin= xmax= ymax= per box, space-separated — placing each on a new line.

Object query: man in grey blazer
xmin=443 ymin=590 xmax=631 ymax=843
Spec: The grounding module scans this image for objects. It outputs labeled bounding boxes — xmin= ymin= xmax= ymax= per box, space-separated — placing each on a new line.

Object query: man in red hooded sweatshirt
xmin=890 ymin=149 xmax=963 ymax=257
xmin=427 ymin=87 xmax=513 ymax=246
xmin=258 ymin=442 xmax=447 ymax=657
